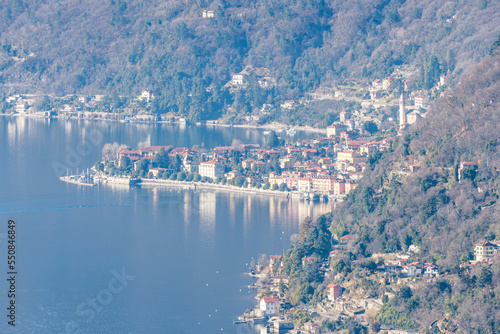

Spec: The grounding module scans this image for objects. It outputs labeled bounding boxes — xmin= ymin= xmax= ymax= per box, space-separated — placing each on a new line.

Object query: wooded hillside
xmin=281 ymin=53 xmax=500 ymax=332
xmin=0 ymin=0 xmax=498 ymax=120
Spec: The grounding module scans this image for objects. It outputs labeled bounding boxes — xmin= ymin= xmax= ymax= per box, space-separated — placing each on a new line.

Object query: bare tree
xmin=102 ymin=142 xmax=127 ymax=161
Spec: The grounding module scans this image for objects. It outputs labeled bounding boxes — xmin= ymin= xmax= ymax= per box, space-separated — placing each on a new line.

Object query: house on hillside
xmin=231 ymin=73 xmax=246 ymax=85
xmin=475 ymin=240 xmax=498 ymax=262
xmin=202 ymin=10 xmax=215 ymax=18
xmin=424 ymin=263 xmax=440 ymax=277
xmin=402 ymin=262 xmax=424 ymax=277
xmin=327 ymin=283 xmax=343 ymax=301
xmin=260 ymin=297 xmax=279 ymax=316
xmin=414 ymin=96 xmax=429 ymax=109
xmin=15 ymin=102 xmax=27 ymax=113
xmin=281 ymin=100 xmax=296 ymax=109
xmin=339 ymin=234 xmax=358 ymax=244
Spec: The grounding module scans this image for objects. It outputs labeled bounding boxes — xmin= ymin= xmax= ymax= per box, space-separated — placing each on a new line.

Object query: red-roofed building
xmin=298 ymin=177 xmax=312 ymax=192
xmin=199 ymin=160 xmax=224 ymax=179
xmin=260 ymin=296 xmax=280 ymax=315
xmin=340 ymin=234 xmax=358 ymax=244
xmin=329 ymin=250 xmax=341 ymax=257
xmin=304 ymin=321 xmax=320 ymax=334
xmin=286 ymin=146 xmax=301 ymax=155
xmin=424 ymin=263 xmax=439 ymax=277
xmin=117 ymin=149 xmax=142 ymax=161
xmin=402 ymin=262 xmax=424 ymax=276
xmin=302 ymin=148 xmax=318 ymax=158
xmin=327 ymin=283 xmax=343 ymax=301
xmin=139 ymin=145 xmax=171 ymax=157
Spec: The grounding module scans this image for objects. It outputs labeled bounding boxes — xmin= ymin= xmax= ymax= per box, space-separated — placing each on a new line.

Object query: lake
xmin=0 ymin=116 xmax=333 ymax=333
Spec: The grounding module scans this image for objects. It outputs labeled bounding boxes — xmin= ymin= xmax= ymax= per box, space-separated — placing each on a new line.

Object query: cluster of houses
xmin=111 ymin=129 xmax=394 ymax=195
xmin=377 ymin=260 xmax=440 ymax=278
xmin=245 ymin=238 xmax=499 ymax=333
xmin=3 ymin=90 xmax=163 ymax=122
xmin=229 ymin=66 xmax=277 ymax=90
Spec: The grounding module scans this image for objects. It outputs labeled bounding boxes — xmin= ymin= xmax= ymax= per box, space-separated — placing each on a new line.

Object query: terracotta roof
xmin=476 ymin=240 xmax=494 ymax=247
xmin=340 ymin=234 xmax=358 ymax=240
xmin=262 ymin=296 xmax=279 ymax=304
xmin=201 ymin=160 xmax=220 ymax=165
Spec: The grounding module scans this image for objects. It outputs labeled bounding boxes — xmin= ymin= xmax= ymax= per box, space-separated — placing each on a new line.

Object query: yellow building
xmin=336 ymin=151 xmax=367 ymax=164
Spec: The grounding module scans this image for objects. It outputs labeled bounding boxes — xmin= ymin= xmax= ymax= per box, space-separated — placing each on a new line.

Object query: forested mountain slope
xmin=335 ymin=54 xmax=500 ymax=266
xmin=281 ymin=54 xmax=500 ymax=332
xmin=0 ymin=0 xmax=498 ymax=119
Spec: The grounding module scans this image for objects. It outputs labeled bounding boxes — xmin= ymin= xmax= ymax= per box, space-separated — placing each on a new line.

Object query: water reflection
xmin=7 ymin=121 xmax=16 ymax=150
xmin=199 ymin=191 xmax=217 ymax=246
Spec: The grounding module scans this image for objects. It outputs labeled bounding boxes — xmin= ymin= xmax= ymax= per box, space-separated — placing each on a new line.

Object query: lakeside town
xmin=236 ymin=237 xmax=499 ymax=334
xmin=61 ymin=123 xmax=396 ymax=200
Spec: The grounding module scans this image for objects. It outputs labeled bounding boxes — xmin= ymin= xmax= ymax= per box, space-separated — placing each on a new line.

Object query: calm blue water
xmin=0 ymin=117 xmax=332 ymax=333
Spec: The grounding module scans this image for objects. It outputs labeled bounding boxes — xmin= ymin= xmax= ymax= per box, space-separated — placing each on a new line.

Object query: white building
xmin=15 ymin=102 xmax=27 ymax=113
xmin=423 ymin=263 xmax=439 ymax=277
xmin=202 ymin=10 xmax=214 ymax=18
xmin=198 ymin=161 xmax=224 ymax=179
xmin=402 ymin=262 xmax=424 ymax=277
xmin=138 ymin=90 xmax=151 ymax=102
xmin=232 ymin=74 xmax=246 ymax=85
xmin=414 ymin=96 xmax=429 ymax=109
xmin=297 ymin=177 xmax=312 ymax=192
xmin=260 ymin=297 xmax=279 ymax=316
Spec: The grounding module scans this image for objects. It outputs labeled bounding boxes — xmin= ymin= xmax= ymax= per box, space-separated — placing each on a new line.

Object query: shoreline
xmin=209 ymin=122 xmax=326 ymax=134
xmin=1 ymin=112 xmax=326 ymax=135
xmin=138 ymin=178 xmax=292 ymax=198
xmin=60 ymin=175 xmax=345 ymax=201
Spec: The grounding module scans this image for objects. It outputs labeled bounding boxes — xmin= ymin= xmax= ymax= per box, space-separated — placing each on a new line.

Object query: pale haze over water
xmin=0 ymin=117 xmax=333 ymax=333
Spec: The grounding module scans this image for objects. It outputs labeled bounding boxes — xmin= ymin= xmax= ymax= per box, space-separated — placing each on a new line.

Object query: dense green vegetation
xmin=0 ymin=0 xmax=498 ymax=121
xmin=279 ymin=54 xmax=500 ymax=332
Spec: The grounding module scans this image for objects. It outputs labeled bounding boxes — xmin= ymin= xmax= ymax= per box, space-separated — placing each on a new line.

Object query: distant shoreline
xmin=0 ymin=112 xmax=326 ymax=135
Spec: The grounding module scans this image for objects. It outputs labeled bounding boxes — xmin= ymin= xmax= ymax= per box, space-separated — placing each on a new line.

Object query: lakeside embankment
xmin=138 ymin=178 xmax=292 ymax=198
xmin=61 ymin=175 xmax=344 ymax=201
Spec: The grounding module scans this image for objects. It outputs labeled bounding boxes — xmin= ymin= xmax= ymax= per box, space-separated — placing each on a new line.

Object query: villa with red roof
xmin=199 ymin=160 xmax=224 ymax=179
xmin=260 ymin=296 xmax=279 ymax=316
xmin=327 ymin=283 xmax=343 ymax=301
